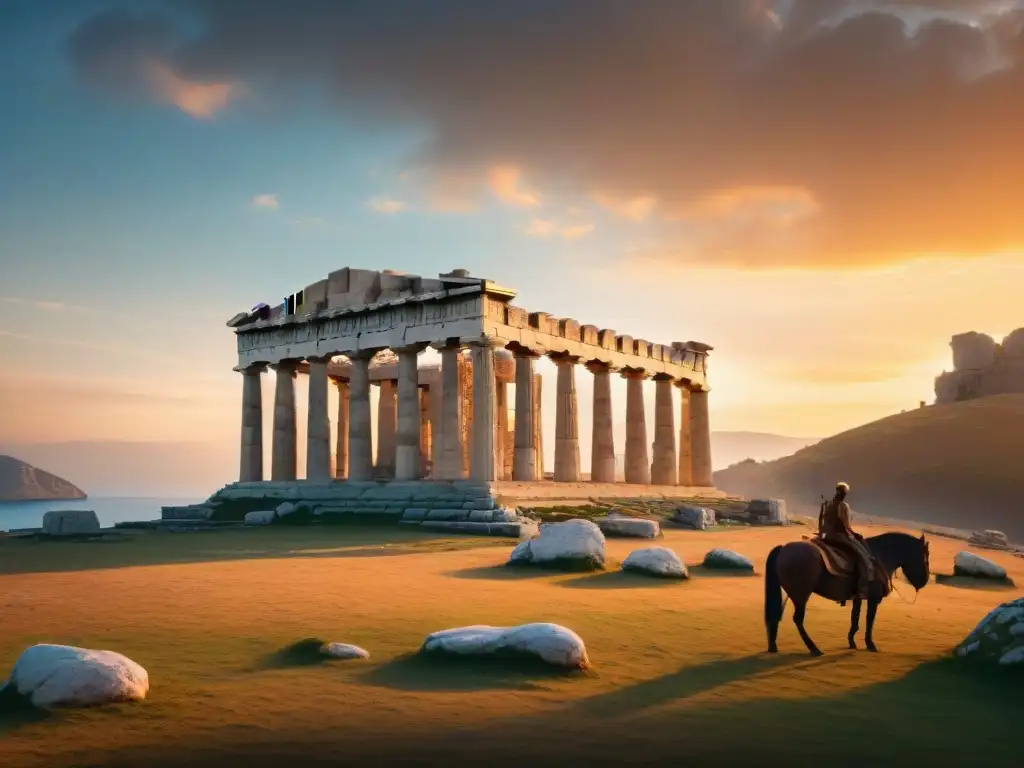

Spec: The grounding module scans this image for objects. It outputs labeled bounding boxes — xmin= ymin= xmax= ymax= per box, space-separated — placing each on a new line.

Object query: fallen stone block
xmin=426 ymin=508 xmax=469 ymax=522
xmin=401 ymin=508 xmax=429 ymax=522
xmin=672 ymin=505 xmax=716 ymax=530
xmin=702 ymin=548 xmax=755 ymax=572
xmin=954 ymin=551 xmax=1009 ymax=581
xmin=41 ymin=510 xmax=101 ymax=536
xmin=420 ymin=623 xmax=590 ymax=669
xmin=595 ymin=513 xmax=660 ymax=539
xmin=507 ymin=519 xmax=605 ymax=571
xmin=244 ymin=510 xmax=276 ymax=525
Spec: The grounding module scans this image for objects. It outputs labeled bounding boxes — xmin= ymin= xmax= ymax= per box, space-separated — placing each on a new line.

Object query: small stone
xmin=420 ymin=623 xmax=590 ymax=669
xmin=596 ymin=514 xmax=661 ymax=539
xmin=621 ymin=547 xmax=689 ymax=579
xmin=702 ymin=548 xmax=755 ymax=571
xmin=953 ymin=551 xmax=1008 ymax=581
xmin=320 ymin=643 xmax=370 ymax=660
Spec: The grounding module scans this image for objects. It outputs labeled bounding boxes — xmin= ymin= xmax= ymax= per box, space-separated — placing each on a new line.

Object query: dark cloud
xmin=64 ymin=0 xmax=1024 ymax=267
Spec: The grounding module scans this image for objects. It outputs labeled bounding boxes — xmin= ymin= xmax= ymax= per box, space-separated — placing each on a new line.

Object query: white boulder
xmin=275 ymin=502 xmax=299 ymax=517
xmin=596 ymin=513 xmax=661 ymax=539
xmin=954 ymin=551 xmax=1008 ymax=581
xmin=621 ymin=547 xmax=688 ymax=579
xmin=2 ymin=644 xmax=149 ymax=709
xmin=954 ymin=596 xmax=1024 ymax=665
xmin=702 ymin=548 xmax=755 ymax=571
xmin=320 ymin=642 xmax=370 ymax=660
xmin=421 ymin=623 xmax=590 ymax=669
xmin=672 ymin=505 xmax=716 ymax=530
xmin=506 ymin=519 xmax=605 ymax=570
xmin=42 ymin=510 xmax=100 ymax=536
xmin=244 ymin=510 xmax=276 ymax=525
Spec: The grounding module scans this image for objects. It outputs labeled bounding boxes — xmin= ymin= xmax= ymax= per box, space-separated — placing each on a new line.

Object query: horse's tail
xmin=764 ymin=544 xmax=785 ymax=627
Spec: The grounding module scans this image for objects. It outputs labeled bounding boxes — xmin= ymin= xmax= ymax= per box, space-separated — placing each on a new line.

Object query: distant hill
xmin=711 ymin=431 xmax=820 ymax=470
xmin=0 ymin=455 xmax=87 ymax=502
xmin=713 ymin=394 xmax=1024 ymax=541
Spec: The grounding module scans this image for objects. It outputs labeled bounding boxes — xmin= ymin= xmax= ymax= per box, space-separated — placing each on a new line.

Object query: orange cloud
xmin=592 ymin=193 xmax=658 ymax=222
xmin=146 ymin=61 xmax=238 ymax=119
xmin=367 ymin=197 xmax=406 ymax=214
xmin=488 ymin=165 xmax=541 ymax=207
xmin=525 ymin=217 xmax=594 ymax=240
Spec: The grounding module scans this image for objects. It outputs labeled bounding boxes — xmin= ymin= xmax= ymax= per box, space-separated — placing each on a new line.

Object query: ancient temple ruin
xmin=227 ymin=266 xmax=713 ymax=492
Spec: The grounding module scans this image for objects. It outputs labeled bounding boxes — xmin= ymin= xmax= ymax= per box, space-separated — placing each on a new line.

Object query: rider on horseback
xmin=818 ymin=482 xmax=875 ymax=600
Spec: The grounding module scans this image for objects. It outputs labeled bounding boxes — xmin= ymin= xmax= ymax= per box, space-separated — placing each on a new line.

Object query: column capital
xmin=652 ymin=372 xmax=676 ymax=382
xmin=234 ymin=363 xmax=267 ymax=375
xmin=429 ymin=339 xmax=464 ymax=352
xmin=271 ymin=359 xmax=301 ymax=376
xmin=330 ymin=375 xmax=350 ymax=387
xmin=620 ymin=366 xmax=649 ymax=380
xmin=307 ymin=354 xmax=333 ymax=364
xmin=549 ymin=351 xmax=581 ymax=366
xmin=673 ymin=377 xmax=694 ymax=390
xmin=393 ymin=342 xmax=429 ymax=355
xmin=508 ymin=342 xmax=542 ymax=358
xmin=584 ymin=359 xmax=618 ymax=375
xmin=348 ymin=349 xmax=381 ymax=362
xmin=461 ymin=334 xmax=503 ymax=349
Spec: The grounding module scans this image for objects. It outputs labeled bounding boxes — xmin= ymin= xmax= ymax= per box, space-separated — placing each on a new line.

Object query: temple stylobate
xmin=229 ymin=266 xmax=714 ymax=490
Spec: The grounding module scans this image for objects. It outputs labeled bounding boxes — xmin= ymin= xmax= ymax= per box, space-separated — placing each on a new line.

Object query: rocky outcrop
xmin=0 ymin=455 xmax=86 ymax=502
xmin=954 ymin=596 xmax=1024 ymax=666
xmin=935 ymin=328 xmax=1024 ymax=404
xmin=621 ymin=547 xmax=688 ymax=578
xmin=2 ymin=644 xmax=149 ymax=709
xmin=420 ymin=623 xmax=590 ymax=669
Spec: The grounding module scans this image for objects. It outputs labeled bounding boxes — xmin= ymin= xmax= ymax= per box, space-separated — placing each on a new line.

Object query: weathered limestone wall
xmin=935 ymin=328 xmax=1024 ymax=404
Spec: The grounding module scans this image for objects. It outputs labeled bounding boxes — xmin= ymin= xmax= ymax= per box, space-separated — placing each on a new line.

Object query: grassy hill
xmin=713 ymin=394 xmax=1024 ymax=541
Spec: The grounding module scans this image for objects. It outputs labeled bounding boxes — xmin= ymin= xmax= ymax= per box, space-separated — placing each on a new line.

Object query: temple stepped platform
xmin=162 ymin=481 xmax=730 ymax=538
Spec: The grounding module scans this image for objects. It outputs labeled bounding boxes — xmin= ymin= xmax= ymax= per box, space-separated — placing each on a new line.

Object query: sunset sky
xmin=2 ymin=0 xmax=1023 ymax=487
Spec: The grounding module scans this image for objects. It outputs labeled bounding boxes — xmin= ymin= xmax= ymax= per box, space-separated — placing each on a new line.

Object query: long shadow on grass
xmin=256 ymin=638 xmax=335 ymax=670
xmin=0 ymin=685 xmax=49 ymax=734
xmin=444 ymin=564 xmax=573 ymax=580
xmin=569 ymin=652 xmax=841 ymax=716
xmin=558 ymin=570 xmax=687 ymax=589
xmin=687 ymin=564 xmax=758 ymax=578
xmin=934 ymin=573 xmax=1017 ymax=591
xmin=357 ymin=651 xmax=588 ymax=692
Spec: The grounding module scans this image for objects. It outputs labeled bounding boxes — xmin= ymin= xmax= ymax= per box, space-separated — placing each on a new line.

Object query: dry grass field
xmin=1 ymin=523 xmax=1020 ymax=767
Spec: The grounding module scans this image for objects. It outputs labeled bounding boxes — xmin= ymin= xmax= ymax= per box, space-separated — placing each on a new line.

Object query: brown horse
xmin=764 ymin=532 xmax=931 ymax=655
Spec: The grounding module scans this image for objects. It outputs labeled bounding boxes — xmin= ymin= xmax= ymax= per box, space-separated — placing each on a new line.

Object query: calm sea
xmin=0 ymin=497 xmax=203 ymax=532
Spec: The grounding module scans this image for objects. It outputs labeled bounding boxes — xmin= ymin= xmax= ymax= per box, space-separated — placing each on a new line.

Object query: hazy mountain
xmin=711 ymin=431 xmax=821 ymax=470
xmin=0 ymin=455 xmax=87 ymax=502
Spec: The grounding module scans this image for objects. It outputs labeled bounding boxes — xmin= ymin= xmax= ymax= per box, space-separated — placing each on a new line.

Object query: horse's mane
xmin=866 ymin=531 xmax=926 ymax=563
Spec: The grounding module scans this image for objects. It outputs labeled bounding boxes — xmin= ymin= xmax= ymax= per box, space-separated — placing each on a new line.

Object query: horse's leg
xmin=847 ymin=598 xmax=862 ymax=650
xmin=792 ymin=595 xmax=823 ymax=656
xmin=864 ymin=598 xmax=880 ymax=652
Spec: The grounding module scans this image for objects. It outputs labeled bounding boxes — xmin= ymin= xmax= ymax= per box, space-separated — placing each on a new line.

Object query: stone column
xmin=395 ymin=344 xmax=426 ymax=481
xmin=306 ymin=356 xmax=332 ymax=483
xmin=333 ymin=378 xmax=349 ymax=479
xmin=270 ymin=361 xmax=299 ymax=481
xmin=238 ymin=364 xmax=265 ymax=482
xmin=429 ymin=379 xmax=444 ymax=478
xmin=650 ymin=375 xmax=677 ymax=486
xmin=419 ymin=387 xmax=431 ymax=477
xmin=586 ymin=361 xmax=615 ymax=484
xmin=690 ymin=388 xmax=714 ymax=487
xmin=533 ymin=372 xmax=545 ymax=480
xmin=375 ymin=380 xmax=398 ymax=478
xmin=551 ymin=353 xmax=581 ymax=482
xmin=434 ymin=342 xmax=466 ymax=479
xmin=469 ymin=338 xmax=498 ymax=482
xmin=347 ymin=353 xmax=375 ymax=481
xmin=622 ymin=369 xmax=651 ymax=485
xmin=676 ymin=383 xmax=693 ymax=486
xmin=512 ymin=351 xmax=537 ymax=481
xmin=496 ymin=378 xmax=509 ymax=480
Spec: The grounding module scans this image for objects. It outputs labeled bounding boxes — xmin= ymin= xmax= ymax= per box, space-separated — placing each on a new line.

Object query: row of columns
xmin=238 ymin=340 xmax=713 ymax=487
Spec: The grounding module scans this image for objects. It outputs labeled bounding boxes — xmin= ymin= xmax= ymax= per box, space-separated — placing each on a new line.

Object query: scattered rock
xmin=745 ymin=499 xmax=788 ymax=524
xmin=2 ymin=644 xmax=149 ymax=709
xmin=492 ymin=507 xmax=519 ymax=523
xmin=969 ymin=530 xmax=1011 ymax=550
xmin=954 ymin=551 xmax=1009 ymax=581
xmin=275 ymin=502 xmax=298 ymax=517
xmin=41 ymin=509 xmax=100 ymax=536
xmin=595 ymin=512 xmax=661 ymax=539
xmin=954 ymin=596 xmax=1024 ymax=665
xmin=506 ymin=519 xmax=605 ymax=571
xmin=244 ymin=510 xmax=276 ymax=525
xmin=702 ymin=548 xmax=755 ymax=572
xmin=420 ymin=623 xmax=590 ymax=669
xmin=320 ymin=642 xmax=370 ymax=660
xmin=621 ymin=547 xmax=689 ymax=579
xmin=672 ymin=505 xmax=716 ymax=530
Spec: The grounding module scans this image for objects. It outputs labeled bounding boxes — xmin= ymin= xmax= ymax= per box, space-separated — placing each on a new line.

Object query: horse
xmin=764 ymin=532 xmax=930 ymax=656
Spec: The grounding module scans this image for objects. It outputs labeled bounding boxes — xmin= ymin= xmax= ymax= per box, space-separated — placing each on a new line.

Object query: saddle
xmin=803 ymin=534 xmax=891 ymax=601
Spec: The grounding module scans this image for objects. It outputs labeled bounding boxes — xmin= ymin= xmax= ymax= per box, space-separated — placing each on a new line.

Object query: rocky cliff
xmin=935 ymin=328 xmax=1024 ymax=403
xmin=0 ymin=455 xmax=87 ymax=502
